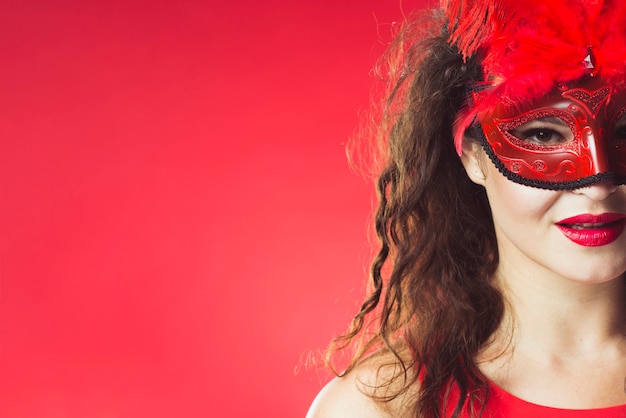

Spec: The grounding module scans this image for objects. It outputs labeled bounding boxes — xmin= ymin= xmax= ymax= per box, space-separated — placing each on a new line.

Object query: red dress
xmin=480 ymin=382 xmax=626 ymax=417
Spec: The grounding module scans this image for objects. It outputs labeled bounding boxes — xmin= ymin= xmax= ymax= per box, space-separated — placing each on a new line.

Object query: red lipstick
xmin=556 ymin=213 xmax=626 ymax=246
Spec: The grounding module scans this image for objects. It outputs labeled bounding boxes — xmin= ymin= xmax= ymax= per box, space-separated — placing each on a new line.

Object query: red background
xmin=0 ymin=1 xmax=425 ymax=417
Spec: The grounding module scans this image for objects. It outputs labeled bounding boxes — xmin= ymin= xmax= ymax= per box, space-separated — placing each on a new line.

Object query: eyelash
xmin=511 ymin=126 xmax=567 ymax=144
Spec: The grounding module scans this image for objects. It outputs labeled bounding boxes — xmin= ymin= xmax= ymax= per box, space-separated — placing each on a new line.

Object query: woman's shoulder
xmin=305 ymin=373 xmax=384 ymax=418
xmin=306 ymin=351 xmax=417 ymax=418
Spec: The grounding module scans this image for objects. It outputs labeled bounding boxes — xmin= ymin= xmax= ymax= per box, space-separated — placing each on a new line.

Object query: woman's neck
xmin=495 ymin=259 xmax=626 ymax=354
xmin=478 ymin=263 xmax=626 ymax=408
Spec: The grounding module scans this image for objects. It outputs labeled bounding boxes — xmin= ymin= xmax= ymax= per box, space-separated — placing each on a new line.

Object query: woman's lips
xmin=556 ymin=213 xmax=626 ymax=247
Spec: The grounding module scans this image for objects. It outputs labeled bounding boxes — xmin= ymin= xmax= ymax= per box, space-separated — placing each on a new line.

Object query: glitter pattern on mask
xmin=563 ymin=87 xmax=611 ymax=116
xmin=496 ymin=109 xmax=579 ymax=152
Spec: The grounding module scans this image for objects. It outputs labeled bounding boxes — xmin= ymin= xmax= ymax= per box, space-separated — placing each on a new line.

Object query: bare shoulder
xmin=305 ymin=351 xmax=417 ymax=418
xmin=305 ymin=373 xmax=383 ymax=418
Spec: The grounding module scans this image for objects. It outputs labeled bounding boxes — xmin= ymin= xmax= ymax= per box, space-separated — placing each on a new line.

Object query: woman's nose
xmin=571 ymin=179 xmax=618 ymax=201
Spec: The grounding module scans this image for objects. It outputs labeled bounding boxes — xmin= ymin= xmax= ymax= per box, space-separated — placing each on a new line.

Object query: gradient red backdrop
xmin=0 ymin=1 xmax=426 ymax=417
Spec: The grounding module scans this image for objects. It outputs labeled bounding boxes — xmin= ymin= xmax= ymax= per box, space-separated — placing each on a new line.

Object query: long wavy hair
xmin=327 ymin=10 xmax=504 ymax=418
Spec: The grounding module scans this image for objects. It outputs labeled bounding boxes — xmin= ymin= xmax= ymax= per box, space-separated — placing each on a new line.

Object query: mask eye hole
xmin=612 ymin=111 xmax=626 ymax=141
xmin=508 ymin=116 xmax=574 ymax=146
xmin=493 ymin=109 xmax=578 ymax=151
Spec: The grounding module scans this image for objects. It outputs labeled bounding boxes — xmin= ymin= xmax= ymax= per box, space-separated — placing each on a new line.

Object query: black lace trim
xmin=472 ymin=123 xmax=625 ymax=190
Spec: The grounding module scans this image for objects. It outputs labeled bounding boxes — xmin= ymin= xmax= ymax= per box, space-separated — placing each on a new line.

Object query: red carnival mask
xmin=443 ymin=0 xmax=626 ymax=189
xmin=475 ymin=77 xmax=626 ymax=189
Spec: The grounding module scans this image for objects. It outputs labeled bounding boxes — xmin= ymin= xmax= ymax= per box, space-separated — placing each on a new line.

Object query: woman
xmin=307 ymin=0 xmax=626 ymax=417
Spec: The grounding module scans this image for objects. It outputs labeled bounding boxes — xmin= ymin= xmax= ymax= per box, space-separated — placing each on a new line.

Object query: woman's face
xmin=463 ymin=77 xmax=626 ymax=285
xmin=464 ymin=145 xmax=626 ymax=285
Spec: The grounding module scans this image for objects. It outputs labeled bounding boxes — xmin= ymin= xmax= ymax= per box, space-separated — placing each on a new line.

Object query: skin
xmin=307 ymin=143 xmax=626 ymax=417
xmin=306 ymin=352 xmax=413 ymax=418
xmin=464 ymin=142 xmax=626 ymax=409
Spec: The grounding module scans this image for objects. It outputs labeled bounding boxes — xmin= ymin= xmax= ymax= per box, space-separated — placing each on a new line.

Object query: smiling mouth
xmin=556 ymin=213 xmax=626 ymax=246
xmin=561 ymin=221 xmax=622 ymax=230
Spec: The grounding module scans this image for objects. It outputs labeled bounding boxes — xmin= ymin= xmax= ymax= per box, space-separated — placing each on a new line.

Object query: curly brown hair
xmin=327 ymin=10 xmax=504 ymax=418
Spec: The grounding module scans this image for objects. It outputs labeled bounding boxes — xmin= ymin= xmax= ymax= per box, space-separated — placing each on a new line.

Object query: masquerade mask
xmin=442 ymin=0 xmax=626 ymax=188
xmin=475 ymin=77 xmax=626 ymax=189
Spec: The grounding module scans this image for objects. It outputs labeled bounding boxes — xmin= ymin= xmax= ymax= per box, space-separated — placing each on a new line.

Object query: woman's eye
xmin=614 ymin=125 xmax=626 ymax=140
xmin=500 ymin=115 xmax=574 ymax=146
xmin=509 ymin=124 xmax=571 ymax=145
xmin=613 ymin=114 xmax=626 ymax=140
